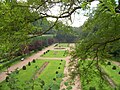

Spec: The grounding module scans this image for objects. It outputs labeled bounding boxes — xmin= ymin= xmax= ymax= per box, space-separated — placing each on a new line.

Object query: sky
xmin=47 ymin=1 xmax=99 ymax=27
xmin=17 ymin=0 xmax=119 ymax=27
xmin=17 ymin=0 xmax=99 ymax=27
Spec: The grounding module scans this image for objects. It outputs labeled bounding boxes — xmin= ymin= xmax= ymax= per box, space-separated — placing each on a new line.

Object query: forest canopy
xmin=0 ymin=0 xmax=120 ymax=60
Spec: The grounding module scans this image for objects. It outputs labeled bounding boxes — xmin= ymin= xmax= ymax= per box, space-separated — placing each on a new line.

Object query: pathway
xmin=112 ymin=61 xmax=120 ymax=67
xmin=0 ymin=44 xmax=55 ymax=82
xmin=0 ymin=43 xmax=82 ymax=90
xmin=60 ymin=43 xmax=81 ymax=90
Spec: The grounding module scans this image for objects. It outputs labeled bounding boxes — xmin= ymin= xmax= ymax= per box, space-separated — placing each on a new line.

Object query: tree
xmin=70 ymin=0 xmax=120 ymax=89
xmin=0 ymin=0 xmax=120 ymax=60
xmin=0 ymin=0 xmax=120 ymax=89
xmin=72 ymin=0 xmax=120 ymax=60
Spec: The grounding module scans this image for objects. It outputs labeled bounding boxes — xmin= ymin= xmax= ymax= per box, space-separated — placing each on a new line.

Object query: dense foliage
xmin=73 ymin=0 xmax=120 ymax=61
xmin=0 ymin=0 xmax=120 ymax=89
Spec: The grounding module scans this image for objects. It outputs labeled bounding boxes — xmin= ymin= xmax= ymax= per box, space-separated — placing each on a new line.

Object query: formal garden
xmin=41 ymin=50 xmax=68 ymax=58
xmin=0 ymin=59 xmax=65 ymax=90
xmin=0 ymin=42 xmax=120 ymax=90
xmin=0 ymin=0 xmax=120 ymax=90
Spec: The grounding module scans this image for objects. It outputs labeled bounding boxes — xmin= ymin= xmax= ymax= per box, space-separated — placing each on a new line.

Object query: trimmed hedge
xmin=112 ymin=66 xmax=116 ymax=70
xmin=89 ymin=87 xmax=96 ymax=90
xmin=28 ymin=62 xmax=31 ymax=66
xmin=107 ymin=62 xmax=111 ymax=65
xmin=22 ymin=66 xmax=26 ymax=70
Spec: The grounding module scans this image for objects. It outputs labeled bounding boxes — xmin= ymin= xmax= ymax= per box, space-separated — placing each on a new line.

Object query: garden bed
xmin=100 ymin=61 xmax=120 ymax=87
xmin=79 ymin=60 xmax=112 ymax=90
xmin=41 ymin=50 xmax=68 ymax=58
xmin=0 ymin=60 xmax=65 ymax=90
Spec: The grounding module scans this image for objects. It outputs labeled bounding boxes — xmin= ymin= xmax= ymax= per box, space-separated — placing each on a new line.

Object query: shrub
xmin=58 ymin=67 xmax=60 ymax=69
xmin=107 ymin=62 xmax=111 ymax=65
xmin=112 ymin=66 xmax=116 ymax=70
xmin=15 ymin=69 xmax=19 ymax=74
xmin=61 ymin=60 xmax=63 ymax=62
xmin=40 ymin=80 xmax=45 ymax=86
xmin=33 ymin=59 xmax=36 ymax=63
xmin=118 ymin=71 xmax=120 ymax=74
xmin=6 ymin=76 xmax=9 ymax=82
xmin=64 ymin=82 xmax=68 ymax=86
xmin=56 ymin=71 xmax=58 ymax=74
xmin=66 ymin=86 xmax=72 ymax=90
xmin=53 ymin=78 xmax=56 ymax=81
xmin=44 ymin=52 xmax=46 ymax=54
xmin=22 ymin=66 xmax=26 ymax=70
xmin=89 ymin=87 xmax=96 ymax=90
xmin=59 ymin=63 xmax=61 ymax=65
xmin=28 ymin=62 xmax=31 ymax=66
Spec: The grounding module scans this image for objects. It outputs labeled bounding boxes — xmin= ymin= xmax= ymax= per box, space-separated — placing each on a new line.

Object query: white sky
xmin=47 ymin=1 xmax=99 ymax=27
xmin=17 ymin=0 xmax=99 ymax=27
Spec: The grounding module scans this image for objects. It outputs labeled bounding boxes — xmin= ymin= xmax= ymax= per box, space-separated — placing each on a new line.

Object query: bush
xmin=64 ymin=82 xmax=68 ymax=86
xmin=28 ymin=62 xmax=31 ymax=66
xmin=58 ymin=67 xmax=60 ymax=69
xmin=112 ymin=66 xmax=116 ymax=70
xmin=118 ymin=71 xmax=120 ymax=74
xmin=15 ymin=69 xmax=19 ymax=74
xmin=61 ymin=60 xmax=63 ymax=62
xmin=107 ymin=62 xmax=111 ymax=65
xmin=66 ymin=86 xmax=72 ymax=90
xmin=59 ymin=63 xmax=61 ymax=65
xmin=89 ymin=87 xmax=96 ymax=90
xmin=33 ymin=59 xmax=36 ymax=63
xmin=40 ymin=80 xmax=45 ymax=86
xmin=22 ymin=66 xmax=26 ymax=70
xmin=6 ymin=76 xmax=9 ymax=82
xmin=44 ymin=52 xmax=46 ymax=54
xmin=56 ymin=71 xmax=58 ymax=74
xmin=53 ymin=78 xmax=56 ymax=81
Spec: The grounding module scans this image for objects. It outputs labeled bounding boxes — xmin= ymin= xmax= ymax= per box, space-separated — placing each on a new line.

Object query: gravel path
xmin=112 ymin=61 xmax=120 ymax=67
xmin=60 ymin=43 xmax=81 ymax=90
xmin=0 ymin=44 xmax=55 ymax=82
xmin=60 ymin=56 xmax=71 ymax=90
xmin=0 ymin=43 xmax=82 ymax=90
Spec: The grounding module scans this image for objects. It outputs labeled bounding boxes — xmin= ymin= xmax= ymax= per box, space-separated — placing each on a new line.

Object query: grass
xmin=79 ymin=60 xmax=112 ymax=90
xmin=57 ymin=43 xmax=69 ymax=47
xmin=37 ymin=60 xmax=65 ymax=90
xmin=0 ymin=60 xmax=45 ymax=90
xmin=41 ymin=50 xmax=68 ymax=58
xmin=101 ymin=61 xmax=120 ymax=86
xmin=0 ymin=60 xmax=65 ymax=90
xmin=0 ymin=50 xmax=37 ymax=73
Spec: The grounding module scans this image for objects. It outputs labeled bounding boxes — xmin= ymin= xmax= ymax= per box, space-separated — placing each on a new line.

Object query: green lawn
xmin=0 ymin=60 xmax=65 ymax=90
xmin=0 ymin=51 xmax=37 ymax=73
xmin=37 ymin=60 xmax=65 ymax=90
xmin=79 ymin=60 xmax=112 ymax=90
xmin=101 ymin=61 xmax=120 ymax=86
xmin=41 ymin=50 xmax=68 ymax=58
xmin=57 ymin=43 xmax=69 ymax=47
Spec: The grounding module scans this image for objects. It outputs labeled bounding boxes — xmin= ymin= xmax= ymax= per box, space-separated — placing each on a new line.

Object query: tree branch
xmin=29 ymin=18 xmax=59 ymax=39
